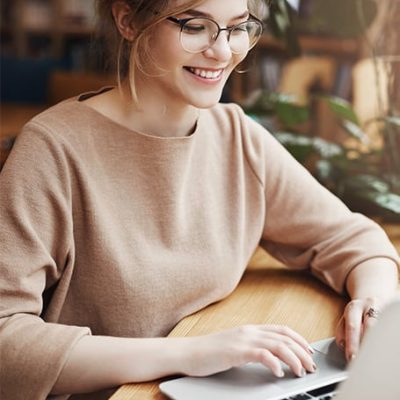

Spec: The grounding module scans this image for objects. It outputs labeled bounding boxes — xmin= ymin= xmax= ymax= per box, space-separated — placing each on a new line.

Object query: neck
xmin=115 ymin=80 xmax=199 ymax=138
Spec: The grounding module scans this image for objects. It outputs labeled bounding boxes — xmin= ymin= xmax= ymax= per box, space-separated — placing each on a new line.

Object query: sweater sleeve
xmin=242 ymin=113 xmax=400 ymax=294
xmin=0 ymin=121 xmax=91 ymax=400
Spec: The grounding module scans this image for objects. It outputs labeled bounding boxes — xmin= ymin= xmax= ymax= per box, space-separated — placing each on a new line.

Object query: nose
xmin=204 ymin=31 xmax=232 ymax=62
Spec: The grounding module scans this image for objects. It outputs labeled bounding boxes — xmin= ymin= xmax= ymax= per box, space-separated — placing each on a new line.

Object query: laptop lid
xmin=335 ymin=299 xmax=400 ymax=400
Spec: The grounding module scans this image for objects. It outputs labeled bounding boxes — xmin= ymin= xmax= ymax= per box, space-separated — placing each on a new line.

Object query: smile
xmin=186 ymin=67 xmax=224 ymax=80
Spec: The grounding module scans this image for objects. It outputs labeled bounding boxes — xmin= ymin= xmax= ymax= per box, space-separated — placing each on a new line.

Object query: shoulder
xmin=203 ymin=102 xmax=249 ymax=129
xmin=199 ymin=103 xmax=286 ymax=186
xmin=204 ymin=102 xmax=273 ymax=144
xmin=204 ymin=102 xmax=280 ymax=162
xmin=16 ymin=95 xmax=111 ymax=159
xmin=24 ymin=97 xmax=91 ymax=141
xmin=6 ymin=97 xmax=98 ymax=175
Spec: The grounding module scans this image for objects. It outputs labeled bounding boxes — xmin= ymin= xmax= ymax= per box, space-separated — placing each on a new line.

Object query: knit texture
xmin=1 ymin=93 xmax=399 ymax=400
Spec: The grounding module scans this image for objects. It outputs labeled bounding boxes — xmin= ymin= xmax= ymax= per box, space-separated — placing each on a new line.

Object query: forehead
xmin=175 ymin=0 xmax=249 ymax=18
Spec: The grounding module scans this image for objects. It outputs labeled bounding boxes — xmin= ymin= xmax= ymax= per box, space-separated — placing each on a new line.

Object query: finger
xmin=260 ymin=333 xmax=316 ymax=374
xmin=335 ymin=316 xmax=346 ymax=351
xmin=362 ymin=305 xmax=380 ymax=339
xmin=362 ymin=314 xmax=378 ymax=339
xmin=264 ymin=339 xmax=313 ymax=377
xmin=252 ymin=349 xmax=285 ymax=378
xmin=263 ymin=325 xmax=314 ymax=355
xmin=344 ymin=302 xmax=363 ymax=361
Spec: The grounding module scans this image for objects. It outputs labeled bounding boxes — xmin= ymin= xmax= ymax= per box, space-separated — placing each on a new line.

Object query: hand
xmin=180 ymin=324 xmax=316 ymax=378
xmin=335 ymin=297 xmax=383 ymax=362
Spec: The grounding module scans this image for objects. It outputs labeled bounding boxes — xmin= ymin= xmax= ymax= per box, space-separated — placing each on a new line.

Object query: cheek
xmin=149 ymin=28 xmax=185 ymax=70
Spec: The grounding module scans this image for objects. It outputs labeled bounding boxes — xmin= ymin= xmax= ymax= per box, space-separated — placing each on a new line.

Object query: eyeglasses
xmin=167 ymin=15 xmax=263 ymax=54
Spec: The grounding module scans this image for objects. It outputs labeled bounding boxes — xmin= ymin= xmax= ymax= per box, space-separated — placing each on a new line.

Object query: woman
xmin=0 ymin=0 xmax=398 ymax=399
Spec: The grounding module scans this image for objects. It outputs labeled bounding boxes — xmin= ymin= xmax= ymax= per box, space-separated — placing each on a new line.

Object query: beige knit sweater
xmin=0 ymin=94 xmax=399 ymax=400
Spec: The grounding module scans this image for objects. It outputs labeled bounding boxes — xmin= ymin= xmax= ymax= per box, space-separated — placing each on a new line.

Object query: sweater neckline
xmin=74 ymin=87 xmax=203 ymax=142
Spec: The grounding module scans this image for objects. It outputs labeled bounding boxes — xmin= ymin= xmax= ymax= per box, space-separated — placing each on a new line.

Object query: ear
xmin=112 ymin=1 xmax=135 ymax=41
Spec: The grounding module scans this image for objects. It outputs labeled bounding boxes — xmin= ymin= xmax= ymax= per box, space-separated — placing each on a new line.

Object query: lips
xmin=185 ymin=67 xmax=224 ymax=80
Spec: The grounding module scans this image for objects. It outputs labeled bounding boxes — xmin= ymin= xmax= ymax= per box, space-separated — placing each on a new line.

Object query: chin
xmin=188 ymin=91 xmax=225 ymax=109
xmin=192 ymin=99 xmax=221 ymax=109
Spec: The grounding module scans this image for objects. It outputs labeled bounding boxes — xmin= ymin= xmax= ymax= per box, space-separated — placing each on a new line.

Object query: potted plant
xmin=245 ymin=0 xmax=400 ymax=221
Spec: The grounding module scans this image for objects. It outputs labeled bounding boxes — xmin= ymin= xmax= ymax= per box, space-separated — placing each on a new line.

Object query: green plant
xmin=249 ymin=0 xmax=400 ymax=220
xmin=245 ymin=92 xmax=400 ymax=221
xmin=266 ymin=0 xmax=377 ymax=53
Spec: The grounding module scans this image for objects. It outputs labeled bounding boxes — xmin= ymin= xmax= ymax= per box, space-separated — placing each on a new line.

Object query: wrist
xmin=120 ymin=337 xmax=189 ymax=382
xmin=168 ymin=336 xmax=200 ymax=376
xmin=346 ymin=258 xmax=399 ymax=300
xmin=158 ymin=337 xmax=193 ymax=377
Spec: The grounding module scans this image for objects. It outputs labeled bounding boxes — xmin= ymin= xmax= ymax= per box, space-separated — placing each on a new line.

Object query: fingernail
xmin=350 ymin=353 xmax=356 ymax=361
xmin=339 ymin=340 xmax=345 ymax=349
xmin=311 ymin=363 xmax=317 ymax=372
xmin=308 ymin=345 xmax=315 ymax=354
xmin=298 ymin=368 xmax=306 ymax=378
xmin=277 ymin=370 xmax=285 ymax=378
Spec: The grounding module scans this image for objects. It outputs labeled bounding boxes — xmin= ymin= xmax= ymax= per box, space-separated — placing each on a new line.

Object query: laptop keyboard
xmin=283 ymin=382 xmax=338 ymax=400
xmin=285 ymin=394 xmax=336 ymax=400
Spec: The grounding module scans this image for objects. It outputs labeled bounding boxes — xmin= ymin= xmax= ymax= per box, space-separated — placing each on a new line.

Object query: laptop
xmin=160 ymin=299 xmax=400 ymax=400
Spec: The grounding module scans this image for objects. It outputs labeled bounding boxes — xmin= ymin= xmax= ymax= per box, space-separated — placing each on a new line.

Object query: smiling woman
xmin=81 ymin=0 xmax=266 ymax=137
xmin=0 ymin=1 xmax=399 ymax=400
xmin=96 ymin=0 xmax=264 ymax=103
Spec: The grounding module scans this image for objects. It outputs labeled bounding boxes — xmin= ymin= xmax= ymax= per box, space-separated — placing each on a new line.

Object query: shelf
xmin=58 ymin=25 xmax=94 ymax=36
xmin=257 ymin=35 xmax=286 ymax=51
xmin=230 ymin=33 xmax=362 ymax=104
xmin=258 ymin=34 xmax=361 ymax=57
xmin=2 ymin=25 xmax=94 ymax=37
xmin=0 ymin=0 xmax=96 ymax=58
xmin=298 ymin=35 xmax=360 ymax=57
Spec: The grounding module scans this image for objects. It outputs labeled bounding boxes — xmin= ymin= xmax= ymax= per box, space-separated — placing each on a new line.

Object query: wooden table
xmin=110 ymin=223 xmax=400 ymax=400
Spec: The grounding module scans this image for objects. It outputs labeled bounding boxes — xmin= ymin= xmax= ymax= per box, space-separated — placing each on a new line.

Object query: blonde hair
xmin=95 ymin=0 xmax=266 ymax=104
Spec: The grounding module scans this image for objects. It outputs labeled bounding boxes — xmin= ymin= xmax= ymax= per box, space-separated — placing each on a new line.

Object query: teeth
xmin=189 ymin=68 xmax=222 ymax=79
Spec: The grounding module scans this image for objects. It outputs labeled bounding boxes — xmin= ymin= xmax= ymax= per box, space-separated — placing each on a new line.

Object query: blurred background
xmin=0 ymin=0 xmax=399 ymax=220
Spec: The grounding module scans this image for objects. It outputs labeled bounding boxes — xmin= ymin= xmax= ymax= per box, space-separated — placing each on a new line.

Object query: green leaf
xmin=274 ymin=132 xmax=313 ymax=145
xmin=270 ymin=93 xmax=310 ymax=127
xmin=274 ymin=132 xmax=314 ymax=163
xmin=268 ymin=0 xmax=292 ymax=37
xmin=312 ymin=138 xmax=343 ymax=158
xmin=321 ymin=96 xmax=359 ymax=125
xmin=342 ymin=120 xmax=370 ymax=144
xmin=342 ymin=174 xmax=390 ymax=194
xmin=315 ymin=159 xmax=343 ymax=185
xmin=362 ymin=192 xmax=400 ymax=214
xmin=243 ymin=92 xmax=275 ymax=116
xmin=292 ymin=0 xmax=377 ymax=38
xmin=340 ymin=175 xmax=400 ymax=219
xmin=244 ymin=92 xmax=310 ymax=126
xmin=274 ymin=132 xmax=344 ymax=164
xmin=275 ymin=13 xmax=290 ymax=32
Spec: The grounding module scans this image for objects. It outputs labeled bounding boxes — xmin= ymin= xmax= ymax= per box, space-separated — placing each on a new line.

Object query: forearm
xmin=51 ymin=335 xmax=186 ymax=395
xmin=345 ymin=257 xmax=399 ymax=300
xmin=51 ymin=324 xmax=319 ymax=395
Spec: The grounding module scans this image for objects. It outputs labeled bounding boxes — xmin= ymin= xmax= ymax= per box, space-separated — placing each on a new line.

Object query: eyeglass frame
xmin=166 ymin=14 xmax=264 ymax=54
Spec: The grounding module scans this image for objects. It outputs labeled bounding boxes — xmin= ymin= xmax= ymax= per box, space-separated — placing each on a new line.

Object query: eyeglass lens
xmin=180 ymin=19 xmax=262 ymax=54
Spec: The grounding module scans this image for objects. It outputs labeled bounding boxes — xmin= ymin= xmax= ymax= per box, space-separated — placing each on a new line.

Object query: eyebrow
xmin=182 ymin=9 xmax=250 ymax=21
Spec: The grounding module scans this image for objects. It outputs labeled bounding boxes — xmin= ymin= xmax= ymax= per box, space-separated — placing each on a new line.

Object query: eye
xmin=231 ymin=24 xmax=248 ymax=34
xmin=182 ymin=22 xmax=207 ymax=34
